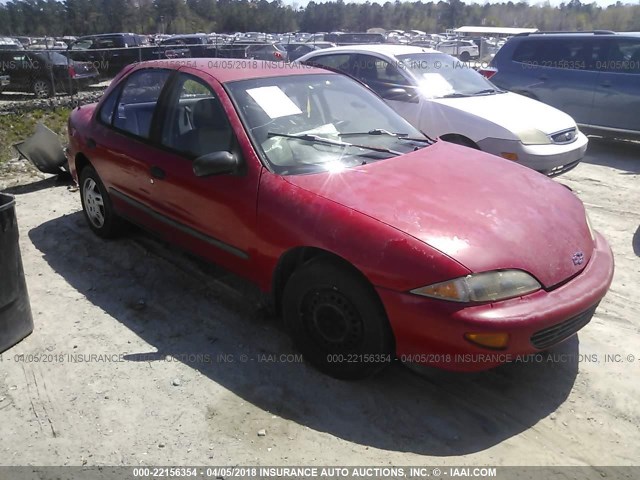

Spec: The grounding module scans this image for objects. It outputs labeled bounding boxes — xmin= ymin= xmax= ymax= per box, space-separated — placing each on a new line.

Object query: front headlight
xmin=516 ymin=128 xmax=551 ymax=145
xmin=411 ymin=270 xmax=541 ymax=303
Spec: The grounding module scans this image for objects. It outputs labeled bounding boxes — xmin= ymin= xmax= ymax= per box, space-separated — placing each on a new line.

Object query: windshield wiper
xmin=472 ymin=88 xmax=499 ymax=95
xmin=267 ymin=132 xmax=403 ymax=155
xmin=338 ymin=129 xmax=430 ymax=143
xmin=441 ymin=93 xmax=470 ymax=98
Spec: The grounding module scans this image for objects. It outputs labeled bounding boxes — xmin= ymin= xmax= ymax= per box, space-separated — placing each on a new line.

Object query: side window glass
xmin=307 ymin=54 xmax=353 ymax=73
xmin=512 ymin=41 xmax=538 ymax=63
xmin=600 ymin=39 xmax=640 ymax=74
xmin=161 ymin=75 xmax=233 ymax=158
xmin=513 ymin=39 xmax=589 ymax=70
xmin=354 ymin=55 xmax=410 ymax=96
xmin=98 ymin=85 xmax=121 ymax=125
xmin=375 ymin=58 xmax=409 ymax=85
xmin=72 ymin=39 xmax=93 ymax=50
xmin=112 ymin=69 xmax=170 ymax=139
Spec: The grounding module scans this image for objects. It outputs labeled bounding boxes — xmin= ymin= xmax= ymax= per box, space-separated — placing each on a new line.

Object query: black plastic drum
xmin=0 ymin=192 xmax=34 ymax=353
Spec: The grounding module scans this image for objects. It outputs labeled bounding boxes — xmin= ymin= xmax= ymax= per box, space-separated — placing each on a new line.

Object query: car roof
xmin=515 ymin=31 xmax=640 ymax=39
xmin=168 ymin=34 xmax=208 ymax=38
xmin=78 ymin=33 xmax=137 ymax=39
xmin=134 ymin=58 xmax=333 ymax=83
xmin=298 ymin=44 xmax=438 ymax=57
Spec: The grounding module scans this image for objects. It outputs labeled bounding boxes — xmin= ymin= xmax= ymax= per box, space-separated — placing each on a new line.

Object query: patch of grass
xmin=0 ymin=107 xmax=72 ymax=165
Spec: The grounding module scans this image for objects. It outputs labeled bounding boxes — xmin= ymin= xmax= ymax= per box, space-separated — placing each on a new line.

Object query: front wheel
xmin=283 ymin=259 xmax=394 ymax=380
xmin=441 ymin=134 xmax=479 ymax=149
xmin=79 ymin=165 xmax=122 ymax=238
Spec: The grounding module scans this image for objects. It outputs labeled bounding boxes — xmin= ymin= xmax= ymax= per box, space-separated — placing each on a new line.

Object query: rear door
xmin=590 ymin=37 xmax=640 ymax=133
xmin=89 ymin=68 xmax=172 ymax=222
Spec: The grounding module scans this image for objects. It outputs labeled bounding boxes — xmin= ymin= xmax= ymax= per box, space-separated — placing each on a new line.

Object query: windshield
xmin=397 ymin=53 xmax=502 ymax=99
xmin=227 ymin=74 xmax=429 ymax=175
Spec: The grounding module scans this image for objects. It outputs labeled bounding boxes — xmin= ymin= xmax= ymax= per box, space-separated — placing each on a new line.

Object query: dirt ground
xmin=0 ymin=136 xmax=639 ymax=468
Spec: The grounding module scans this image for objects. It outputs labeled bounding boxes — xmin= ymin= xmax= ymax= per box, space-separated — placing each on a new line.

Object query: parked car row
xmin=0 ymin=50 xmax=98 ymax=97
xmin=65 ymin=52 xmax=614 ymax=380
xmin=3 ymin=29 xmax=638 ymax=148
xmin=298 ymin=44 xmax=587 ymax=176
xmin=483 ymin=31 xmax=640 ymax=140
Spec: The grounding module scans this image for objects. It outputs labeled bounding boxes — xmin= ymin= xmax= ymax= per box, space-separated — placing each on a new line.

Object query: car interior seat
xmin=357 ymin=59 xmax=379 ymax=83
xmin=629 ymin=49 xmax=640 ymax=72
xmin=241 ymin=100 xmax=273 ymax=145
xmin=175 ymin=97 xmax=232 ymax=157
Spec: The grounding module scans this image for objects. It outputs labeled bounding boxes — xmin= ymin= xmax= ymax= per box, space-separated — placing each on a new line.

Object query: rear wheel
xmin=283 ymin=259 xmax=394 ymax=380
xmin=460 ymin=51 xmax=471 ymax=62
xmin=32 ymin=79 xmax=52 ymax=98
xmin=79 ymin=165 xmax=122 ymax=238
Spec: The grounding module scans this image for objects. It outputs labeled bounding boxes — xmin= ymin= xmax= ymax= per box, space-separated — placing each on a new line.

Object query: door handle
xmin=150 ymin=166 xmax=165 ymax=180
xmin=600 ymin=81 xmax=612 ymax=88
xmin=538 ymin=75 xmax=548 ymax=81
xmin=86 ymin=137 xmax=97 ymax=149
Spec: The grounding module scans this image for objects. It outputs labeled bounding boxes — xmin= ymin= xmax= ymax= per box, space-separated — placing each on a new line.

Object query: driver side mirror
xmin=193 ymin=151 xmax=238 ymax=177
xmin=381 ymin=87 xmax=418 ymax=103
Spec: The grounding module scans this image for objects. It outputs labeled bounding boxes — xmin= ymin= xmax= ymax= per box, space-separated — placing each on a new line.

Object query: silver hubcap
xmin=83 ymin=178 xmax=105 ymax=228
xmin=33 ymin=81 xmax=49 ymax=98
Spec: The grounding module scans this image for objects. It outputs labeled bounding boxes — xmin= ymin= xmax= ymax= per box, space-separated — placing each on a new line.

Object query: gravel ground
xmin=0 ymin=90 xmax=106 ymax=114
xmin=0 ymin=136 xmax=638 ymax=469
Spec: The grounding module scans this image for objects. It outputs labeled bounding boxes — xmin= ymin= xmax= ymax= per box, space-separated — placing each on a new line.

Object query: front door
xmin=140 ymin=70 xmax=262 ymax=277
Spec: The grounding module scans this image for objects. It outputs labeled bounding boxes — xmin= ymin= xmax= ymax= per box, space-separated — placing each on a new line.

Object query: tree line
xmin=1 ymin=0 xmax=640 ymax=37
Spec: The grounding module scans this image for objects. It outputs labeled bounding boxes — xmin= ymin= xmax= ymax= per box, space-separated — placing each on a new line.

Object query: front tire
xmin=283 ymin=259 xmax=394 ymax=380
xmin=79 ymin=165 xmax=122 ymax=238
xmin=441 ymin=134 xmax=479 ymax=149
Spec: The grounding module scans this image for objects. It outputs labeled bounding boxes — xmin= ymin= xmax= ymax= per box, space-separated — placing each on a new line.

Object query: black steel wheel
xmin=283 ymin=258 xmax=394 ymax=380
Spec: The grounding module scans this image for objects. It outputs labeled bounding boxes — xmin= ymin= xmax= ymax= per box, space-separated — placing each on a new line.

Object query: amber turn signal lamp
xmin=500 ymin=152 xmax=519 ymax=161
xmin=464 ymin=332 xmax=510 ymax=349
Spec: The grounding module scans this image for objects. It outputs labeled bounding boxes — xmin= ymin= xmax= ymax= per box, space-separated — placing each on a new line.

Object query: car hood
xmin=430 ymin=91 xmax=576 ymax=136
xmin=284 ymin=141 xmax=593 ymax=288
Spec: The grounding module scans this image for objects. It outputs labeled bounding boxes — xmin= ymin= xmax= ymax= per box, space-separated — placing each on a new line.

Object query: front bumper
xmin=377 ymin=231 xmax=614 ymax=371
xmin=478 ymin=132 xmax=588 ymax=177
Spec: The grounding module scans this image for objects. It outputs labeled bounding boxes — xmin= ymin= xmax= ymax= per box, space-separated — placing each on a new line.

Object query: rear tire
xmin=283 ymin=259 xmax=394 ymax=380
xmin=79 ymin=165 xmax=122 ymax=238
xmin=32 ymin=79 xmax=52 ymax=98
xmin=460 ymin=51 xmax=471 ymax=62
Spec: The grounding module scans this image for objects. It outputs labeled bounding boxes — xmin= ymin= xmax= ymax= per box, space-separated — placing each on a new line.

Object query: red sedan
xmin=66 ymin=59 xmax=614 ymax=379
